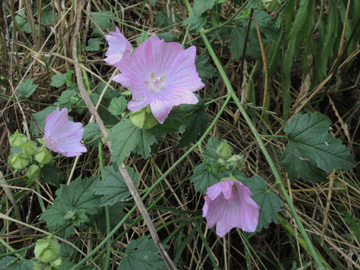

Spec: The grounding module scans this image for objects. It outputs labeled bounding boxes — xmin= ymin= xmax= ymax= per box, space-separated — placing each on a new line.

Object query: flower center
xmin=46 ymin=136 xmax=62 ymax=149
xmin=145 ymin=72 xmax=166 ymax=93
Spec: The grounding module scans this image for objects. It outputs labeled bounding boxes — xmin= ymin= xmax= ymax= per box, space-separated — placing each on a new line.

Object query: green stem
xmin=278 ymin=216 xmax=331 ymax=269
xmin=268 ymin=182 xmax=279 ymax=192
xmin=198 ymin=27 xmax=325 ymax=270
xmin=181 ymin=0 xmax=324 ymax=268
xmin=71 ymin=94 xmax=232 ymax=270
xmin=0 ymin=237 xmax=18 ymax=255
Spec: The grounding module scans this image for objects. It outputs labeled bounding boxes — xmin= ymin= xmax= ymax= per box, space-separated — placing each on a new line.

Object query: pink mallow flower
xmin=112 ymin=35 xmax=205 ymax=124
xmin=44 ymin=107 xmax=87 ymax=157
xmin=104 ymin=27 xmax=132 ymax=67
xmin=203 ymin=180 xmax=260 ymax=237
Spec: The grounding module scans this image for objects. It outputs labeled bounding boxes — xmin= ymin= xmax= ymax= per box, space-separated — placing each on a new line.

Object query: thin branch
xmin=71 ymin=1 xmax=176 ymax=269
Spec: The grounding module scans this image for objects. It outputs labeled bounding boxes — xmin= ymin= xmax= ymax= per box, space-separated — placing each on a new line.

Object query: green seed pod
xmin=216 ymin=141 xmax=233 ymax=160
xmin=9 ymin=130 xmax=28 ymax=147
xmin=8 ymin=153 xmax=30 ymax=170
xmin=50 ymin=257 xmax=62 ymax=267
xmin=34 ymin=146 xmax=52 ymax=165
xmin=26 ymin=165 xmax=41 ymax=180
xmin=33 ymin=261 xmax=46 ymax=270
xmin=23 ymin=140 xmax=37 ymax=157
xmin=130 ymin=107 xmax=158 ymax=129
xmin=34 ymin=236 xmax=61 ymax=264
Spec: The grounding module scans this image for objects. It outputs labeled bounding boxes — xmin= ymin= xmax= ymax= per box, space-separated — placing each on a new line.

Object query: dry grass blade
xmin=71 ymin=1 xmax=176 ymax=268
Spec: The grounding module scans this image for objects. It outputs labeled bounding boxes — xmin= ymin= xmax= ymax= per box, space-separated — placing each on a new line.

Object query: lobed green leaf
xmin=281 ymin=113 xmax=356 ymax=182
xmin=117 ymin=238 xmax=166 ymax=270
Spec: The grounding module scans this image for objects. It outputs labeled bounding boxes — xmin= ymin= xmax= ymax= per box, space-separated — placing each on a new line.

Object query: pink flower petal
xmin=202 ymin=180 xmax=260 ymax=237
xmin=203 ymin=193 xmax=227 ymax=229
xmin=44 ymin=107 xmax=87 ymax=157
xmin=164 ymin=46 xmax=205 ymax=92
xmin=149 ymin=89 xmax=198 ymax=123
xmin=128 ymin=92 xmax=152 ymax=111
xmin=104 ymin=27 xmax=132 ymax=67
xmin=150 ymin=98 xmax=173 ymax=124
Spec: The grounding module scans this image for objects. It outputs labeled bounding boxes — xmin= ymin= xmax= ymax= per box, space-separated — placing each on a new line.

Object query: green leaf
xmin=183 ymin=14 xmax=206 ymax=32
xmin=135 ymin=129 xmax=157 ymax=158
xmin=137 ymin=32 xmax=149 ymax=46
xmin=193 ymin=0 xmax=216 ymax=15
xmin=281 ymin=149 xmax=327 ymax=183
xmin=40 ymin=198 xmax=72 ymax=229
xmin=230 ymin=10 xmax=279 ymax=61
xmin=202 ymin=136 xmax=221 ymax=166
xmin=238 ymin=175 xmax=283 ymax=232
xmin=191 ymin=163 xmax=219 ymax=195
xmin=40 ymin=164 xmax=61 ymax=187
xmin=59 ymin=175 xmax=100 ymax=215
xmin=253 ymin=10 xmax=280 ymax=43
xmin=40 ymin=175 xmax=100 ymax=229
xmin=0 ymin=257 xmax=33 ymax=270
xmin=177 ymin=100 xmax=209 ymax=148
xmin=83 ymin=122 xmax=102 ymax=146
xmin=247 ymin=0 xmax=263 ymax=9
xmin=155 ymin=11 xmax=175 ymax=28
xmin=195 ymin=55 xmax=217 ymax=81
xmin=281 ymin=113 xmax=356 ymax=182
xmin=108 ymin=96 xmax=127 ymax=116
xmin=92 ymin=202 xmax=129 ymax=233
xmin=91 ymin=11 xmax=114 ymax=32
xmin=58 ymin=260 xmax=76 ymax=270
xmin=287 ymin=0 xmax=315 ymax=40
xmin=117 ymin=238 xmax=166 ymax=270
xmin=85 ymin=38 xmax=103 ymax=52
xmin=18 ymin=79 xmax=38 ymax=98
xmin=94 ymin=166 xmax=139 ymax=207
xmin=156 ymin=32 xmax=178 ymax=42
xmin=107 ymin=120 xmax=140 ymax=165
xmin=153 ymin=109 xmax=185 ymax=134
xmin=50 ymin=71 xmax=74 ymax=88
xmin=107 ymin=120 xmax=157 ymax=165
xmin=60 ymin=243 xmax=75 ymax=259
xmin=41 ymin=7 xmax=57 ymax=25
xmin=344 ymin=212 xmax=360 ymax=241
xmin=55 ymin=89 xmax=79 ymax=106
xmin=228 ymin=27 xmax=244 ymax=60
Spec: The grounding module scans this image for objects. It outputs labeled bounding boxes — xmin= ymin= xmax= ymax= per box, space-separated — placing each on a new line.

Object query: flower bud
xmin=9 ymin=130 xmax=28 ymax=147
xmin=27 ymin=165 xmax=41 ymax=180
xmin=217 ymin=157 xmax=226 ymax=166
xmin=23 ymin=140 xmax=37 ymax=157
xmin=34 ymin=236 xmax=61 ymax=264
xmin=216 ymin=141 xmax=233 ymax=160
xmin=35 ymin=146 xmax=52 ymax=165
xmin=8 ymin=153 xmax=30 ymax=170
xmin=64 ymin=209 xmax=76 ymax=221
xmin=130 ymin=107 xmax=158 ymax=129
xmin=228 ymin=155 xmax=245 ymax=169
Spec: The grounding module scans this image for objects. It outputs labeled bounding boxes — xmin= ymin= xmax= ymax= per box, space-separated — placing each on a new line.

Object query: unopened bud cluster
xmin=33 ymin=236 xmax=62 ymax=270
xmin=8 ymin=130 xmax=53 ymax=180
xmin=216 ymin=141 xmax=245 ymax=171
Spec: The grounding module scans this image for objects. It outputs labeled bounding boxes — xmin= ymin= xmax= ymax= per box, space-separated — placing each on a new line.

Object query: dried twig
xmin=71 ymin=1 xmax=176 ymax=269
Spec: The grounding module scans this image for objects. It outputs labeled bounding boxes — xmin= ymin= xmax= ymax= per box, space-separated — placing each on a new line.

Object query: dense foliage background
xmin=0 ymin=0 xmax=359 ymax=269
